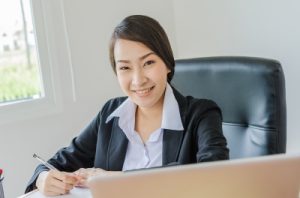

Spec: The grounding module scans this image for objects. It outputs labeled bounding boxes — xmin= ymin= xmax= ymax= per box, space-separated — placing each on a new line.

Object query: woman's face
xmin=114 ymin=39 xmax=170 ymax=110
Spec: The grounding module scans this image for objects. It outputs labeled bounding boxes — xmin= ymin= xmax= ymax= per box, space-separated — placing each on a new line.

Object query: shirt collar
xmin=106 ymin=83 xmax=184 ymax=131
xmin=161 ymin=83 xmax=184 ymax=130
xmin=106 ymin=98 xmax=136 ymax=126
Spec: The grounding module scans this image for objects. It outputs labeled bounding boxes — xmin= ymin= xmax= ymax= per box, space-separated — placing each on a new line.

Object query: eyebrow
xmin=116 ymin=52 xmax=155 ymax=64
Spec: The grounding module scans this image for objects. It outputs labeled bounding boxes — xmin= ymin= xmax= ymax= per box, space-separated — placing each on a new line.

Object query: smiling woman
xmin=0 ymin=0 xmax=42 ymax=104
xmin=25 ymin=15 xmax=229 ymax=196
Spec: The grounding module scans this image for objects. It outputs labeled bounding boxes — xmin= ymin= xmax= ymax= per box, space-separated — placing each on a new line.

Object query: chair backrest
xmin=172 ymin=56 xmax=286 ymax=159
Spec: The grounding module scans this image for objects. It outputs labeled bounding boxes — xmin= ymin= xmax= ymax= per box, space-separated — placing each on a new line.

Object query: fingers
xmin=44 ymin=183 xmax=70 ymax=196
xmin=72 ymin=168 xmax=123 ymax=188
xmin=75 ymin=168 xmax=105 ymax=178
xmin=52 ymin=170 xmax=78 ymax=185
xmin=36 ymin=170 xmax=81 ymax=196
xmin=37 ymin=168 xmax=123 ymax=195
xmin=73 ymin=168 xmax=105 ymax=188
xmin=75 ymin=178 xmax=88 ymax=188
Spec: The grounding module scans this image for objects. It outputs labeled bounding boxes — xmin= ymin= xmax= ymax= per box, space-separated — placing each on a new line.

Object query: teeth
xmin=135 ymin=88 xmax=151 ymax=94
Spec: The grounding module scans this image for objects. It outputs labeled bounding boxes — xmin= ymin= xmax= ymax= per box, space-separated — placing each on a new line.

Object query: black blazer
xmin=25 ymin=88 xmax=229 ymax=192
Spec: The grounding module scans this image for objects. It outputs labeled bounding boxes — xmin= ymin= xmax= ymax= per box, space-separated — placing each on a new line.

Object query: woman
xmin=25 ymin=15 xmax=229 ymax=196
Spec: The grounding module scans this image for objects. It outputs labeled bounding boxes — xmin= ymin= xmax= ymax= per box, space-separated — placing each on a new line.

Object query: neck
xmin=136 ymin=92 xmax=165 ymax=120
xmin=134 ymin=93 xmax=165 ymax=142
xmin=137 ymin=105 xmax=162 ymax=120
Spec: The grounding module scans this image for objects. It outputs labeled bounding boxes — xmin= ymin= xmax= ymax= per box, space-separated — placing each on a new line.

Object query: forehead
xmin=114 ymin=39 xmax=153 ymax=60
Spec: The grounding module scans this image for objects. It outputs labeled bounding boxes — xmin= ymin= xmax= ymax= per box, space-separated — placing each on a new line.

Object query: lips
xmin=133 ymin=86 xmax=155 ymax=96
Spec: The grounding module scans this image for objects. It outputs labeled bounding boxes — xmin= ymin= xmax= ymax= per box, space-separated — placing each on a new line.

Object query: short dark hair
xmin=109 ymin=15 xmax=175 ymax=82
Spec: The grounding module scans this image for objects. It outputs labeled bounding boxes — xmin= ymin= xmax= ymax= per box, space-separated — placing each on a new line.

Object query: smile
xmin=133 ymin=86 xmax=155 ymax=95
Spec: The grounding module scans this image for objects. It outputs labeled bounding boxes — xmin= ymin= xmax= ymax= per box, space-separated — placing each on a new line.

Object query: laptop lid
xmin=87 ymin=154 xmax=300 ymax=198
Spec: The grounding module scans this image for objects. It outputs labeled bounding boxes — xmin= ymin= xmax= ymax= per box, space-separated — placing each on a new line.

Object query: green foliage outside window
xmin=0 ymin=63 xmax=41 ymax=103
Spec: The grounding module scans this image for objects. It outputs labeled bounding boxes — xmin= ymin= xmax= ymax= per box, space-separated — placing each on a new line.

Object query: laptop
xmin=87 ymin=154 xmax=300 ymax=198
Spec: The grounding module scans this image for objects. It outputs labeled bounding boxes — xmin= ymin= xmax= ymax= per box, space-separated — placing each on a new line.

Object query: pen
xmin=33 ymin=153 xmax=58 ymax=170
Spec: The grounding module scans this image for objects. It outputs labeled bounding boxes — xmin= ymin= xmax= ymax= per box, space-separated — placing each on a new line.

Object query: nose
xmin=132 ymin=68 xmax=147 ymax=86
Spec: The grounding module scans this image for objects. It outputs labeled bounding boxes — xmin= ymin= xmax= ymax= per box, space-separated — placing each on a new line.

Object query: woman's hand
xmin=36 ymin=170 xmax=81 ymax=196
xmin=74 ymin=168 xmax=123 ymax=187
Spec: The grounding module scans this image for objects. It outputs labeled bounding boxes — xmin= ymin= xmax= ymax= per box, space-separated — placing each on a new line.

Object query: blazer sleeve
xmin=24 ymin=111 xmax=102 ymax=193
xmin=195 ymin=100 xmax=229 ymax=162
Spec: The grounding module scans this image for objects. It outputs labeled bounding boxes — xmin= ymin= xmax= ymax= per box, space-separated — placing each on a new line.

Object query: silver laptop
xmin=87 ymin=154 xmax=300 ymax=198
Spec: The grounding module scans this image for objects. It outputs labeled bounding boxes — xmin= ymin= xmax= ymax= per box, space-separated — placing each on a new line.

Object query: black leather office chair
xmin=172 ymin=56 xmax=286 ymax=159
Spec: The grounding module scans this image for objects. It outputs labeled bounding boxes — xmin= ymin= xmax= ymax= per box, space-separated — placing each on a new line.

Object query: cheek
xmin=117 ymin=74 xmax=130 ymax=91
xmin=152 ymin=67 xmax=169 ymax=82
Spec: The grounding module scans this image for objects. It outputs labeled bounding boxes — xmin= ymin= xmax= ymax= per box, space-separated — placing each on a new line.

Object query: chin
xmin=132 ymin=99 xmax=156 ymax=108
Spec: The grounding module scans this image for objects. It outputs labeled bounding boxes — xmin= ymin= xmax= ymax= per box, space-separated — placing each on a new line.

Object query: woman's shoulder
xmin=100 ymin=96 xmax=127 ymax=113
xmin=173 ymin=88 xmax=220 ymax=112
xmin=187 ymin=96 xmax=219 ymax=108
xmin=92 ymin=96 xmax=127 ymax=121
xmin=185 ymin=96 xmax=221 ymax=114
xmin=172 ymin=87 xmax=222 ymax=120
xmin=180 ymin=96 xmax=223 ymax=124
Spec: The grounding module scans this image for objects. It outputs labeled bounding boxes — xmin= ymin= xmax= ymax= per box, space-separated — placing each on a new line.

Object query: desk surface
xmin=18 ymin=188 xmax=92 ymax=198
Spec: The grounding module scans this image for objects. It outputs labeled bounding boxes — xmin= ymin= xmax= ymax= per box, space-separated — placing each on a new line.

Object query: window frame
xmin=0 ymin=0 xmax=75 ymax=125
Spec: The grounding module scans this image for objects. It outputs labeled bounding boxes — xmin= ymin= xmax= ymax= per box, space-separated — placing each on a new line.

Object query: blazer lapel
xmin=107 ymin=87 xmax=188 ymax=168
xmin=162 ymin=86 xmax=187 ymax=165
xmin=107 ymin=118 xmax=128 ymax=171
xmin=162 ymin=129 xmax=184 ymax=165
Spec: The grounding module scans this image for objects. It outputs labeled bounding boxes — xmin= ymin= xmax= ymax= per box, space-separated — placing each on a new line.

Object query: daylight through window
xmin=0 ymin=0 xmax=43 ymax=105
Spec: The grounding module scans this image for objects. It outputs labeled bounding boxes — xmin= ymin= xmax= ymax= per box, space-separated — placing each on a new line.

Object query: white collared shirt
xmin=106 ymin=83 xmax=184 ymax=171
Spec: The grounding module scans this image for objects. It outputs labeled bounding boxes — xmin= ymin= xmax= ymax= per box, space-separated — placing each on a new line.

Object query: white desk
xmin=18 ymin=188 xmax=92 ymax=198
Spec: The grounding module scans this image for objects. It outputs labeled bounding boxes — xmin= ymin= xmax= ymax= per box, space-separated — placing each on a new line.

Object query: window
xmin=0 ymin=1 xmax=73 ymax=125
xmin=0 ymin=0 xmax=43 ymax=105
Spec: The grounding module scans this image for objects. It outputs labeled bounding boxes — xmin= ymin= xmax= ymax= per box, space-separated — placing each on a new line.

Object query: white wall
xmin=173 ymin=0 xmax=300 ymax=153
xmin=1 ymin=0 xmax=300 ymax=197
xmin=0 ymin=0 xmax=176 ymax=197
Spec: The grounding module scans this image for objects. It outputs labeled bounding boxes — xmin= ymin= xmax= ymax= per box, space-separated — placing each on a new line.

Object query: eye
xmin=118 ymin=66 xmax=130 ymax=71
xmin=144 ymin=60 xmax=155 ymax=67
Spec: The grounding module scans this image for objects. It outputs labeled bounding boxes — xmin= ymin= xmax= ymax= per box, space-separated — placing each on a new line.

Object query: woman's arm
xmin=73 ymin=168 xmax=123 ymax=187
xmin=25 ymin=112 xmax=101 ymax=193
xmin=195 ymin=100 xmax=229 ymax=162
xmin=35 ymin=170 xmax=81 ymax=196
